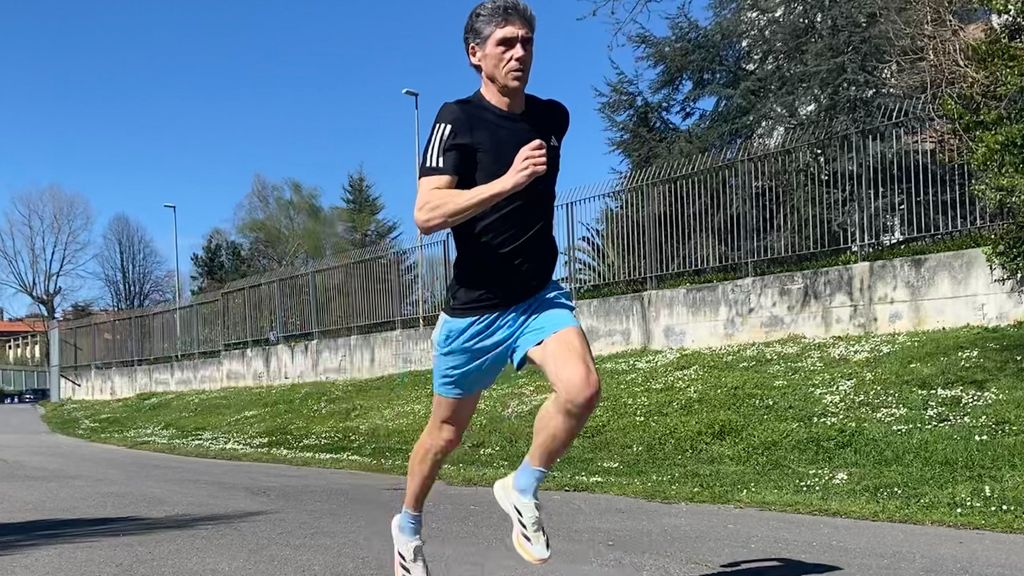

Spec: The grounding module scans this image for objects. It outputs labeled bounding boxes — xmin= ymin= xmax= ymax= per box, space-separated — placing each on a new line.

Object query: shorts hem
xmin=432 ymin=375 xmax=497 ymax=399
xmin=511 ymin=318 xmax=581 ymax=371
xmin=432 ymin=386 xmax=465 ymax=399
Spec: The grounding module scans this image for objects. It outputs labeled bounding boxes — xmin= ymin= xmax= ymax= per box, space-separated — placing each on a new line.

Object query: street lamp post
xmin=402 ymin=88 xmax=421 ymax=182
xmin=163 ymin=203 xmax=181 ymax=357
xmin=402 ymin=88 xmax=425 ymax=327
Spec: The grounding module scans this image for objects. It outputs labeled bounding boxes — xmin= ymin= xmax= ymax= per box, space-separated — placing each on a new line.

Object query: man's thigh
xmin=522 ymin=325 xmax=599 ymax=398
xmin=509 ymin=284 xmax=598 ymax=397
xmin=509 ymin=282 xmax=584 ymax=372
xmin=425 ymin=390 xmax=482 ymax=434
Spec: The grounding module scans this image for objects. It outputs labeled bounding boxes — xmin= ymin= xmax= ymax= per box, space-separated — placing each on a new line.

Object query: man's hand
xmin=502 ymin=139 xmax=547 ymax=193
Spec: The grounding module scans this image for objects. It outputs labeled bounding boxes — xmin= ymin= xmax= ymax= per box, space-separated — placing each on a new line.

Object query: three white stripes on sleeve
xmin=425 ymin=123 xmax=452 ymax=168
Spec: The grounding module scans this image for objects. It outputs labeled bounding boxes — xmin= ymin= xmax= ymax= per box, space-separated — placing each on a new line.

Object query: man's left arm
xmin=555 ymin=100 xmax=570 ymax=143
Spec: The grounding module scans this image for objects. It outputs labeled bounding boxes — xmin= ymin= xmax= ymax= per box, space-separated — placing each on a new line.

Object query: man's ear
xmin=468 ymin=43 xmax=482 ymax=68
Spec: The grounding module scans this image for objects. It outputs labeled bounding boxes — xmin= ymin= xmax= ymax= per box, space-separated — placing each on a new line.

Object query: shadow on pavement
xmin=0 ymin=512 xmax=266 ymax=556
xmin=702 ymin=558 xmax=843 ymax=576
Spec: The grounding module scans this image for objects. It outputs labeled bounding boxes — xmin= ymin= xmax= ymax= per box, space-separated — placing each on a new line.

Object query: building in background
xmin=0 ymin=309 xmax=47 ymax=366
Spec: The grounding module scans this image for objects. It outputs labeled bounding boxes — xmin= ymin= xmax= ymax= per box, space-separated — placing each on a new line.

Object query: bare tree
xmin=96 ymin=213 xmax=174 ymax=310
xmin=886 ymin=0 xmax=986 ymax=118
xmin=0 ymin=185 xmax=94 ymax=320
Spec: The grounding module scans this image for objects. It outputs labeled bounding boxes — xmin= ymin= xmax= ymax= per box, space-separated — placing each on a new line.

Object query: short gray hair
xmin=464 ymin=0 xmax=536 ymax=70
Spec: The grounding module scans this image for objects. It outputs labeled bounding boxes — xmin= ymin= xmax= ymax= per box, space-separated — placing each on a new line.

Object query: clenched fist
xmin=503 ymin=139 xmax=547 ymax=193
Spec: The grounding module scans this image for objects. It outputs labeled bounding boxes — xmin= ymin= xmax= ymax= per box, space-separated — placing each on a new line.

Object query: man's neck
xmin=479 ymin=81 xmax=525 ymax=114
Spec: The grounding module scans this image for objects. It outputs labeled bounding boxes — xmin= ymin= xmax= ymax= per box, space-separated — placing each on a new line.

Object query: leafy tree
xmin=943 ymin=1 xmax=1024 ymax=282
xmin=234 ymin=174 xmax=347 ymax=270
xmin=192 ymin=167 xmax=413 ymax=330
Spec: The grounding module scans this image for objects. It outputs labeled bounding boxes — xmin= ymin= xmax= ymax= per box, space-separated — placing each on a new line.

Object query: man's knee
xmin=426 ymin=421 xmax=465 ymax=455
xmin=561 ymin=367 xmax=601 ymax=416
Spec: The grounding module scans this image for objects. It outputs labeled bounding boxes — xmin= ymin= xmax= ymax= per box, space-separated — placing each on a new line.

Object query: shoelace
xmin=410 ymin=541 xmax=426 ymax=564
xmin=523 ymin=503 xmax=544 ymax=534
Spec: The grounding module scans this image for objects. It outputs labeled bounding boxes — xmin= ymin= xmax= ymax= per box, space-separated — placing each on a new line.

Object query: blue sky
xmin=0 ymin=0 xmax=643 ymax=315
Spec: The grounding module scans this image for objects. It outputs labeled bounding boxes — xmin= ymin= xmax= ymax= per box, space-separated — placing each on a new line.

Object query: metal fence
xmin=0 ymin=334 xmax=50 ymax=395
xmin=0 ymin=366 xmax=49 ymax=392
xmin=60 ymin=103 xmax=1002 ymax=369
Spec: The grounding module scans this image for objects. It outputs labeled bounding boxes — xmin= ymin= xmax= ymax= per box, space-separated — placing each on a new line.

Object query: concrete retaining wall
xmin=578 ymin=247 xmax=1023 ymax=354
xmin=64 ymin=248 xmax=1023 ymax=400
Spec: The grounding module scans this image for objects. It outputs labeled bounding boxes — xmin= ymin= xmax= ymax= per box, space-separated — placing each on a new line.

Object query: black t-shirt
xmin=419 ymin=90 xmax=570 ymax=317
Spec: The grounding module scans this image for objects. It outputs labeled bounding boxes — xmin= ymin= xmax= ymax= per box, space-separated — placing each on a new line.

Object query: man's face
xmin=470 ymin=21 xmax=534 ymax=92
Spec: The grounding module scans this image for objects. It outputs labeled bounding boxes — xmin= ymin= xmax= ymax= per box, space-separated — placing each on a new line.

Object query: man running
xmin=390 ymin=1 xmax=601 ymax=574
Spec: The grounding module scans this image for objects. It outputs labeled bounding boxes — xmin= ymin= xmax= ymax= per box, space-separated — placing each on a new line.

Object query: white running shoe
xmin=391 ymin=514 xmax=430 ymax=576
xmin=492 ymin=473 xmax=551 ymax=565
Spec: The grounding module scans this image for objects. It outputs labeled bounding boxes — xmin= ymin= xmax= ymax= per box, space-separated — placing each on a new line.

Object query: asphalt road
xmin=2 ymin=404 xmax=1022 ymax=575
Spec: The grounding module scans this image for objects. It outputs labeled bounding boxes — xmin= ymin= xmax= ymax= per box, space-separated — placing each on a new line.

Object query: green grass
xmin=43 ymin=323 xmax=1024 ymax=533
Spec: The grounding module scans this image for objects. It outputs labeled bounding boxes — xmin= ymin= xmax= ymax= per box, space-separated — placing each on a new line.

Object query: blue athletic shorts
xmin=431 ymin=281 xmax=580 ymax=399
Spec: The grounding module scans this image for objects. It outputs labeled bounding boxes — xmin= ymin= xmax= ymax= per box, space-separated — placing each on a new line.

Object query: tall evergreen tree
xmin=330 ymin=165 xmax=409 ymax=326
xmin=593 ymin=0 xmax=920 ymax=169
xmin=189 ymin=228 xmax=254 ymax=295
xmin=569 ymin=0 xmax=981 ymax=292
xmin=336 ymin=165 xmax=401 ymax=252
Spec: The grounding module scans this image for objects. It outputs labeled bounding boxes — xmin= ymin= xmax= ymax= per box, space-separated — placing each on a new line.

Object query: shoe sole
xmin=492 ymin=478 xmax=549 ymax=565
xmin=391 ymin=516 xmax=403 ymax=576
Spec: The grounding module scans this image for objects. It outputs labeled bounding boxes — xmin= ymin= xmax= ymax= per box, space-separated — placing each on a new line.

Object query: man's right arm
xmin=414 ymin=102 xmax=547 ymax=235
xmin=413 ymin=175 xmax=512 ymax=235
xmin=413 ymin=139 xmax=548 ymax=235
